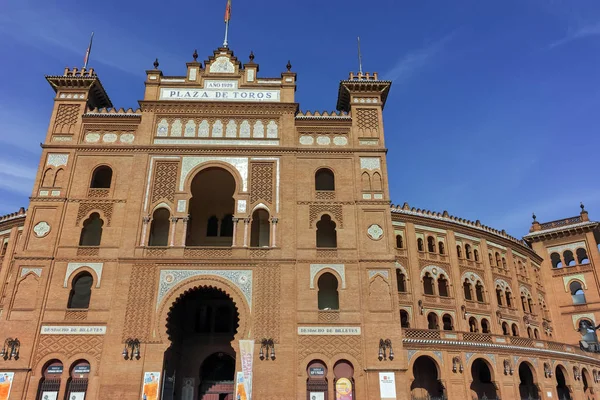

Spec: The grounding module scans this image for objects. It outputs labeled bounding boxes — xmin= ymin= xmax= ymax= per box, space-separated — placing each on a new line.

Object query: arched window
xmin=220 ymin=214 xmax=234 ymax=237
xmin=306 ymin=360 xmax=328 ymax=400
xmin=65 ymin=360 xmax=90 ymax=400
xmin=534 ymin=328 xmax=539 ymax=339
xmin=417 ymin=238 xmax=424 ymax=252
xmin=442 ymin=314 xmax=453 ymax=331
xmin=577 ymin=248 xmax=590 ymax=264
xmin=465 ymin=244 xmax=472 ymax=260
xmin=570 ymin=281 xmax=586 ymax=304
xmin=468 ymin=317 xmax=478 ymax=333
xmin=481 ymin=319 xmax=490 ymax=334
xmin=527 ymin=327 xmax=533 ymax=338
xmin=317 ymin=273 xmax=339 ymax=310
xmin=427 ymin=236 xmax=435 ymax=253
xmin=400 ymin=310 xmax=410 ymax=328
xmin=1 ymin=242 xmax=7 ymax=256
xmin=333 ymin=360 xmax=355 ymax=400
xmin=521 ymin=295 xmax=527 ymax=312
xmin=316 ymin=214 xmax=337 ymax=248
xmin=474 ymin=249 xmax=480 ymax=262
xmin=315 ymin=168 xmax=335 ymax=191
xmin=395 ymin=235 xmax=403 ymax=248
xmin=427 ymin=313 xmax=438 ymax=330
xmin=456 ymin=245 xmax=463 ymax=258
xmin=475 ymin=282 xmax=485 ymax=302
xmin=437 ymin=275 xmax=449 ymax=297
xmin=502 ymin=322 xmax=509 ymax=336
xmin=488 ymin=253 xmax=493 ymax=266
xmin=79 ymin=213 xmax=103 ymax=246
xmin=206 ymin=215 xmax=219 ymax=237
xmin=512 ymin=323 xmax=519 ymax=337
xmin=68 ymin=272 xmax=93 ymax=309
xmin=505 ymin=291 xmax=512 ymax=308
xmin=423 ymin=273 xmax=435 ymax=295
xmin=496 ymin=287 xmax=503 ymax=307
xmin=502 ymin=257 xmax=507 ymax=269
xmin=38 ymin=360 xmax=63 ymax=400
xmin=527 ymin=297 xmax=534 ymax=314
xmin=495 ymin=252 xmax=501 ymax=267
xmin=90 ymin=166 xmax=112 ymax=188
xmin=438 ymin=241 xmax=445 ymax=255
xmin=250 ymin=209 xmax=270 ymax=247
xmin=148 ymin=208 xmax=170 ymax=246
xmin=396 ymin=270 xmax=406 ymax=293
xmin=551 ymin=252 xmax=563 ymax=269
xmin=463 ymin=280 xmax=473 ymax=301
xmin=563 ymin=250 xmax=576 ymax=267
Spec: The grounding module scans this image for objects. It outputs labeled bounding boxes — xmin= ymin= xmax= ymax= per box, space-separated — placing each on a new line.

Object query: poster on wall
xmin=0 ymin=372 xmax=14 ymax=400
xmin=141 ymin=372 xmax=160 ymax=400
xmin=335 ymin=378 xmax=353 ymax=400
xmin=69 ymin=392 xmax=86 ymax=400
xmin=309 ymin=392 xmax=325 ymax=400
xmin=239 ymin=340 xmax=254 ymax=400
xmin=234 ymin=372 xmax=247 ymax=400
xmin=378 ymin=372 xmax=397 ymax=399
xmin=41 ymin=392 xmax=58 ymax=400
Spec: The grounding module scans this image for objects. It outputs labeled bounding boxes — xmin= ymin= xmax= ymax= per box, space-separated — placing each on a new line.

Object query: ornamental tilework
xmin=180 ymin=157 xmax=248 ymax=191
xmin=465 ymin=352 xmax=475 ymax=364
xmin=156 ymin=269 xmax=252 ymax=310
xmin=309 ymin=204 xmax=343 ymax=228
xmin=368 ymin=270 xmax=389 ymax=279
xmin=47 ymin=154 xmax=69 ymax=167
xmin=64 ymin=263 xmax=103 ymax=288
xmin=21 ymin=268 xmax=42 ymax=278
xmin=360 ymin=157 xmax=380 ymax=171
xmin=407 ymin=349 xmax=418 ymax=362
xmin=433 ymin=351 xmax=443 ymax=364
xmin=77 ymin=202 xmax=114 ymax=226
xmin=310 ymin=264 xmax=346 ymax=289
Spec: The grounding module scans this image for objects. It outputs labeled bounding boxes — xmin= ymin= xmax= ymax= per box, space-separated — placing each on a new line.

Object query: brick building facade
xmin=0 ymin=47 xmax=600 ymax=400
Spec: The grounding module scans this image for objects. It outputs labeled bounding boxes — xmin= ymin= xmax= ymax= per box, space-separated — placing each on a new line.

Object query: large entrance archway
xmin=410 ymin=356 xmax=444 ymax=399
xmin=163 ymin=287 xmax=239 ymax=400
xmin=470 ymin=358 xmax=497 ymax=399
xmin=186 ymin=167 xmax=236 ymax=246
xmin=518 ymin=362 xmax=539 ymax=399
xmin=556 ymin=365 xmax=571 ymax=400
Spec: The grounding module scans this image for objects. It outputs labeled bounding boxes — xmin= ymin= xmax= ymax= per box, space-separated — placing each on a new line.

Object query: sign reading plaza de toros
xmin=159 ymin=86 xmax=280 ymax=102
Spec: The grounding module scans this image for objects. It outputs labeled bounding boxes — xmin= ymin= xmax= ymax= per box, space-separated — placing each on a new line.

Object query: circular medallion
xmin=120 ymin=133 xmax=135 ymax=143
xmin=367 ymin=224 xmax=384 ymax=240
xmin=164 ymin=273 xmax=175 ymax=284
xmin=33 ymin=221 xmax=51 ymax=238
xmin=238 ymin=274 xmax=248 ymax=285
xmin=432 ymin=268 xmax=438 ymax=275
xmin=103 ymin=133 xmax=118 ymax=143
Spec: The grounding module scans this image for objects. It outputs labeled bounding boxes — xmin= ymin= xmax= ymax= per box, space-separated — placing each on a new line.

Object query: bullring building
xmin=0 ymin=46 xmax=599 ymax=400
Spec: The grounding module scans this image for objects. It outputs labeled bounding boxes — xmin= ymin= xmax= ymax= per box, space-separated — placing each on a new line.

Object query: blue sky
xmin=1 ymin=0 xmax=600 ymax=237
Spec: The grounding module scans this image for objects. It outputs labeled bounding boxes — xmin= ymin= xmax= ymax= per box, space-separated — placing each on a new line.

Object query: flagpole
xmin=357 ymin=36 xmax=363 ymax=74
xmin=223 ymin=20 xmax=229 ymax=48
xmin=83 ymin=32 xmax=94 ymax=69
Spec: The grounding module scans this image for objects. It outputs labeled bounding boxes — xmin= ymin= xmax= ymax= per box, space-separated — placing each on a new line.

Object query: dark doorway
xmin=470 ymin=359 xmax=497 ymax=399
xmin=411 ymin=356 xmax=444 ymax=399
xmin=518 ymin=363 xmax=539 ymax=399
xmin=556 ymin=366 xmax=571 ymax=400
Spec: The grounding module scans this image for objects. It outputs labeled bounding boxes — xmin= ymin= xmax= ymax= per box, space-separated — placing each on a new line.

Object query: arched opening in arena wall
xmin=186 ymin=168 xmax=236 ymax=246
xmin=555 ymin=365 xmax=571 ymax=400
xmin=518 ymin=362 xmax=540 ymax=399
xmin=410 ymin=356 xmax=444 ymax=399
xmin=163 ymin=286 xmax=239 ymax=400
xmin=469 ymin=358 xmax=497 ymax=399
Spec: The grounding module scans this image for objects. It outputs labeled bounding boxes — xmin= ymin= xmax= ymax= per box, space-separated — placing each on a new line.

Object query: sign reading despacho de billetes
xmin=297 ymin=326 xmax=361 ymax=335
xmin=40 ymin=325 xmax=107 ymax=335
xmin=159 ymin=87 xmax=280 ymax=102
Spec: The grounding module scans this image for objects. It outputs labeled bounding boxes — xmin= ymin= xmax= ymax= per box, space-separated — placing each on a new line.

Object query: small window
xmin=68 ymin=272 xmax=93 ymax=309
xmin=442 ymin=314 xmax=453 ymax=331
xmin=79 ymin=213 xmax=103 ymax=246
xmin=465 ymin=244 xmax=472 ymax=260
xmin=564 ymin=250 xmax=576 ymax=267
xmin=488 ymin=253 xmax=494 ymax=266
xmin=437 ymin=275 xmax=449 ymax=297
xmin=417 ymin=238 xmax=424 ymax=252
xmin=502 ymin=257 xmax=507 ymax=269
xmin=395 ymin=235 xmax=403 ymax=248
xmin=427 ymin=236 xmax=435 ymax=253
xmin=318 ymin=273 xmax=339 ymax=310
xmin=468 ymin=317 xmax=478 ymax=333
xmin=495 ymin=252 xmax=501 ymax=267
xmin=316 ymin=214 xmax=337 ymax=248
xmin=481 ymin=318 xmax=490 ymax=333
xmin=533 ymin=328 xmax=539 ymax=339
xmin=315 ymin=168 xmax=335 ymax=191
xmin=423 ymin=273 xmax=435 ymax=295
xmin=400 ymin=310 xmax=410 ymax=328
xmin=475 ymin=282 xmax=485 ymax=303
xmin=527 ymin=327 xmax=533 ymax=338
xmin=527 ymin=297 xmax=534 ymax=313
xmin=505 ymin=291 xmax=512 ymax=308
xmin=496 ymin=287 xmax=503 ymax=307
xmin=396 ymin=270 xmax=406 ymax=293
xmin=148 ymin=208 xmax=170 ymax=247
xmin=502 ymin=322 xmax=509 ymax=335
xmin=250 ymin=209 xmax=270 ymax=247
xmin=427 ymin=313 xmax=438 ymax=330
xmin=570 ymin=281 xmax=586 ymax=304
xmin=521 ymin=295 xmax=527 ymax=312
xmin=463 ymin=280 xmax=473 ymax=301
xmin=456 ymin=245 xmax=463 ymax=258
xmin=1 ymin=242 xmax=7 ymax=256
xmin=577 ymin=248 xmax=590 ymax=264
xmin=551 ymin=252 xmax=563 ymax=269
xmin=473 ymin=249 xmax=480 ymax=262
xmin=438 ymin=241 xmax=445 ymax=255
xmin=511 ymin=323 xmax=519 ymax=337
xmin=90 ymin=166 xmax=113 ymax=188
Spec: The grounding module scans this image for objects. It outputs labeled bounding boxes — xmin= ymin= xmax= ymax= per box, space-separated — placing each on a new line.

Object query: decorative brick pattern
xmin=151 ymin=161 xmax=178 ymax=204
xmin=315 ymin=191 xmax=336 ymax=200
xmin=53 ymin=104 xmax=79 ymax=134
xmin=122 ymin=264 xmax=156 ymax=342
xmin=356 ymin=108 xmax=379 ymax=136
xmin=309 ymin=204 xmax=343 ymax=228
xmin=87 ymin=188 xmax=110 ymax=198
xmin=254 ymin=266 xmax=281 ymax=342
xmin=77 ymin=202 xmax=114 ymax=226
xmin=318 ymin=310 xmax=340 ymax=322
xmin=65 ymin=310 xmax=88 ymax=321
xmin=35 ymin=335 xmax=104 ymax=366
xmin=183 ymin=248 xmax=232 ymax=258
xmin=298 ymin=335 xmax=361 ymax=360
xmin=250 ymin=163 xmax=274 ymax=204
xmin=76 ymin=247 xmax=99 ymax=257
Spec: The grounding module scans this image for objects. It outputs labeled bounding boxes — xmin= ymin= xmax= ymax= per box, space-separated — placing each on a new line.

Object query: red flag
xmin=224 ymin=0 xmax=231 ymax=23
xmin=83 ymin=32 xmax=94 ymax=68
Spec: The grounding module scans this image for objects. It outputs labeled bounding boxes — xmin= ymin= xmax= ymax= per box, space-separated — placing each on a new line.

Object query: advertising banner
xmin=142 ymin=372 xmax=160 ymax=400
xmin=379 ymin=372 xmax=397 ymax=399
xmin=239 ymin=340 xmax=254 ymax=400
xmin=0 ymin=372 xmax=14 ymax=400
xmin=335 ymin=378 xmax=353 ymax=400
xmin=234 ymin=372 xmax=247 ymax=400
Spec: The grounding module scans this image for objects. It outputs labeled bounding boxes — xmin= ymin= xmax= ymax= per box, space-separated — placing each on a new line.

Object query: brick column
xmin=243 ymin=217 xmax=250 ymax=247
xmin=140 ymin=216 xmax=151 ymax=246
xmin=169 ymin=217 xmax=177 ymax=247
xmin=271 ymin=217 xmax=278 ymax=247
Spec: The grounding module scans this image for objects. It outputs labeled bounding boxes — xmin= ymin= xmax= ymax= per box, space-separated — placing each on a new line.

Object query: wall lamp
xmin=461 ymin=305 xmax=468 ymax=320
xmin=259 ymin=338 xmax=275 ymax=360
xmin=417 ymin=300 xmax=424 ymax=315
xmin=503 ymin=359 xmax=513 ymax=375
xmin=544 ymin=363 xmax=553 ymax=378
xmin=574 ymin=367 xmax=581 ymax=381
xmin=452 ymin=356 xmax=463 ymax=373
xmin=0 ymin=338 xmax=19 ymax=361
xmin=378 ymin=339 xmax=394 ymax=361
xmin=122 ymin=338 xmax=141 ymax=360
